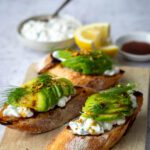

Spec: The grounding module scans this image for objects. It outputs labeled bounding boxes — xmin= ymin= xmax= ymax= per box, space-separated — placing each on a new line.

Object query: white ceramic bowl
xmin=116 ymin=32 xmax=150 ymax=61
xmin=17 ymin=14 xmax=82 ymax=52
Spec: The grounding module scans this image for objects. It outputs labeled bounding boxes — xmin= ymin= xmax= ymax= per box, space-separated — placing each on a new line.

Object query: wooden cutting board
xmin=0 ymin=64 xmax=149 ymax=150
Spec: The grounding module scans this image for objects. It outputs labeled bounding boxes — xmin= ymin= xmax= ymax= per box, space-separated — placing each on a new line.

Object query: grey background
xmin=0 ymin=0 xmax=149 ymax=149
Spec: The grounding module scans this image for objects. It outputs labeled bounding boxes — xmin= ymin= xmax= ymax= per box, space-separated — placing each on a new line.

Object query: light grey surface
xmin=0 ymin=0 xmax=149 ymax=149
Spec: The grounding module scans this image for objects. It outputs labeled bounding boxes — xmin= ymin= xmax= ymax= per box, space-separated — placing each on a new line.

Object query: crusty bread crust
xmin=48 ymin=64 xmax=124 ymax=91
xmin=0 ymin=87 xmax=95 ymax=133
xmin=47 ymin=92 xmax=143 ymax=150
xmin=37 ymin=54 xmax=124 ymax=91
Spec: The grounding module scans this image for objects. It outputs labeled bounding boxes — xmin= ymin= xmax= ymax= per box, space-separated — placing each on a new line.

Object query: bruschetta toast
xmin=0 ymin=75 xmax=95 ymax=133
xmin=47 ymin=84 xmax=143 ymax=150
xmin=37 ymin=50 xmax=124 ymax=91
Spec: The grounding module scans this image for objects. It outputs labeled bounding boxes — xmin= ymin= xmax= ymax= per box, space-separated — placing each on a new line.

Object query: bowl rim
xmin=120 ymin=49 xmax=150 ymax=57
xmin=115 ymin=32 xmax=150 ymax=60
xmin=116 ymin=31 xmax=150 ymax=40
xmin=17 ymin=14 xmax=82 ymax=44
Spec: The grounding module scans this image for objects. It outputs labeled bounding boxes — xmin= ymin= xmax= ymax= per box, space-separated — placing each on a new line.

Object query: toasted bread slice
xmin=37 ymin=54 xmax=124 ymax=91
xmin=0 ymin=86 xmax=95 ymax=133
xmin=47 ymin=91 xmax=143 ymax=150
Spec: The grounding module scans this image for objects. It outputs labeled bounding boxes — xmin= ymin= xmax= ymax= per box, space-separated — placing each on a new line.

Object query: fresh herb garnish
xmin=7 ymin=87 xmax=28 ymax=106
xmin=37 ymin=74 xmax=52 ymax=84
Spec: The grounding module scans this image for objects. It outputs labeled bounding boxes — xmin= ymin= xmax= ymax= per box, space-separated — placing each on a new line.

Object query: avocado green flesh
xmin=33 ymin=92 xmax=49 ymax=112
xmin=57 ymin=78 xmax=75 ymax=96
xmin=95 ymin=114 xmax=122 ymax=122
xmin=14 ymin=92 xmax=49 ymax=112
xmin=55 ymin=50 xmax=113 ymax=75
xmin=105 ymin=107 xmax=131 ymax=114
xmin=6 ymin=75 xmax=75 ymax=112
xmin=53 ymin=84 xmax=63 ymax=98
xmin=47 ymin=87 xmax=59 ymax=108
xmin=54 ymin=50 xmax=73 ymax=60
xmin=40 ymin=88 xmax=56 ymax=111
xmin=82 ymin=84 xmax=135 ymax=122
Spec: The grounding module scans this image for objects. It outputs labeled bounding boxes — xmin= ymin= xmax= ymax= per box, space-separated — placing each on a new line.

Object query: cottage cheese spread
xmin=69 ymin=116 xmax=126 ymax=135
xmin=21 ymin=16 xmax=79 ymax=42
xmin=130 ymin=94 xmax=137 ymax=108
xmin=69 ymin=94 xmax=137 ymax=135
xmin=3 ymin=96 xmax=71 ymax=117
xmin=104 ymin=67 xmax=120 ymax=76
xmin=3 ymin=105 xmax=33 ymax=118
xmin=57 ymin=96 xmax=71 ymax=107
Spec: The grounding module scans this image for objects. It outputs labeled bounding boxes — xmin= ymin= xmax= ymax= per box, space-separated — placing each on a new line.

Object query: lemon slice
xmin=74 ymin=23 xmax=110 ymax=51
xmin=100 ymin=45 xmax=119 ymax=57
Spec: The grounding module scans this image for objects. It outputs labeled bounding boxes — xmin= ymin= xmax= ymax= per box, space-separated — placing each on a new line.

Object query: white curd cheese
xmin=2 ymin=96 xmax=71 ymax=117
xmin=21 ymin=16 xmax=79 ymax=42
xmin=102 ymin=122 xmax=113 ymax=131
xmin=3 ymin=105 xmax=33 ymax=118
xmin=83 ymin=118 xmax=104 ymax=135
xmin=104 ymin=67 xmax=120 ymax=76
xmin=69 ymin=116 xmax=125 ymax=135
xmin=130 ymin=94 xmax=137 ymax=108
xmin=115 ymin=118 xmax=126 ymax=125
xmin=57 ymin=96 xmax=71 ymax=107
xmin=69 ymin=94 xmax=137 ymax=135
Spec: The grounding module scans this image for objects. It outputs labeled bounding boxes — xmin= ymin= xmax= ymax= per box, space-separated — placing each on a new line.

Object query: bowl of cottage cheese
xmin=17 ymin=14 xmax=82 ymax=51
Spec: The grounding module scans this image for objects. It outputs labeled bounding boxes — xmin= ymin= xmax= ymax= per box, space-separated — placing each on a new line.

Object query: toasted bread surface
xmin=0 ymin=86 xmax=95 ymax=133
xmin=47 ymin=92 xmax=143 ymax=150
xmin=48 ymin=64 xmax=124 ymax=91
xmin=38 ymin=54 xmax=124 ymax=91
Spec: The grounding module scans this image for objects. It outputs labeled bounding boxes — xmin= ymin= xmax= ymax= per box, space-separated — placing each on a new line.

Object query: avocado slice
xmin=82 ymin=84 xmax=136 ymax=122
xmin=95 ymin=114 xmax=121 ymax=122
xmin=50 ymin=85 xmax=59 ymax=99
xmin=40 ymin=88 xmax=58 ymax=110
xmin=104 ymin=107 xmax=131 ymax=114
xmin=58 ymin=78 xmax=75 ymax=96
xmin=52 ymin=50 xmax=73 ymax=61
xmin=6 ymin=74 xmax=75 ymax=112
xmin=18 ymin=92 xmax=49 ymax=112
xmin=53 ymin=83 xmax=64 ymax=98
xmin=47 ymin=87 xmax=59 ymax=108
xmin=34 ymin=92 xmax=49 ymax=112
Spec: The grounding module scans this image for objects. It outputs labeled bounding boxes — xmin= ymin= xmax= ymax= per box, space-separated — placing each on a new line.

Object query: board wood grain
xmin=0 ymin=64 xmax=149 ymax=150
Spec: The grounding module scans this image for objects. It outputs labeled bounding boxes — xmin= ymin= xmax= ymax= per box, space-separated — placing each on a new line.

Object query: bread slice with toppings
xmin=37 ymin=52 xmax=124 ymax=91
xmin=0 ymin=74 xmax=95 ymax=134
xmin=0 ymin=86 xmax=95 ymax=133
xmin=47 ymin=91 xmax=143 ymax=150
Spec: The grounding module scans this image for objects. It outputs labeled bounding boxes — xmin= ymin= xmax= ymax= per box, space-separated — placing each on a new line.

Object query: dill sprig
xmin=2 ymin=75 xmax=52 ymax=106
xmin=37 ymin=74 xmax=52 ymax=84
xmin=7 ymin=87 xmax=28 ymax=105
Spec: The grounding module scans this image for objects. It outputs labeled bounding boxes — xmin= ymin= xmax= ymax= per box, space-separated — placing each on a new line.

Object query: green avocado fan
xmin=5 ymin=74 xmax=75 ymax=112
xmin=53 ymin=50 xmax=113 ymax=75
xmin=82 ymin=83 xmax=136 ymax=122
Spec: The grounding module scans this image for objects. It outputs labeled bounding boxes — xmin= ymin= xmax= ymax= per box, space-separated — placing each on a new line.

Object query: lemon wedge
xmin=74 ymin=23 xmax=110 ymax=51
xmin=100 ymin=45 xmax=119 ymax=57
